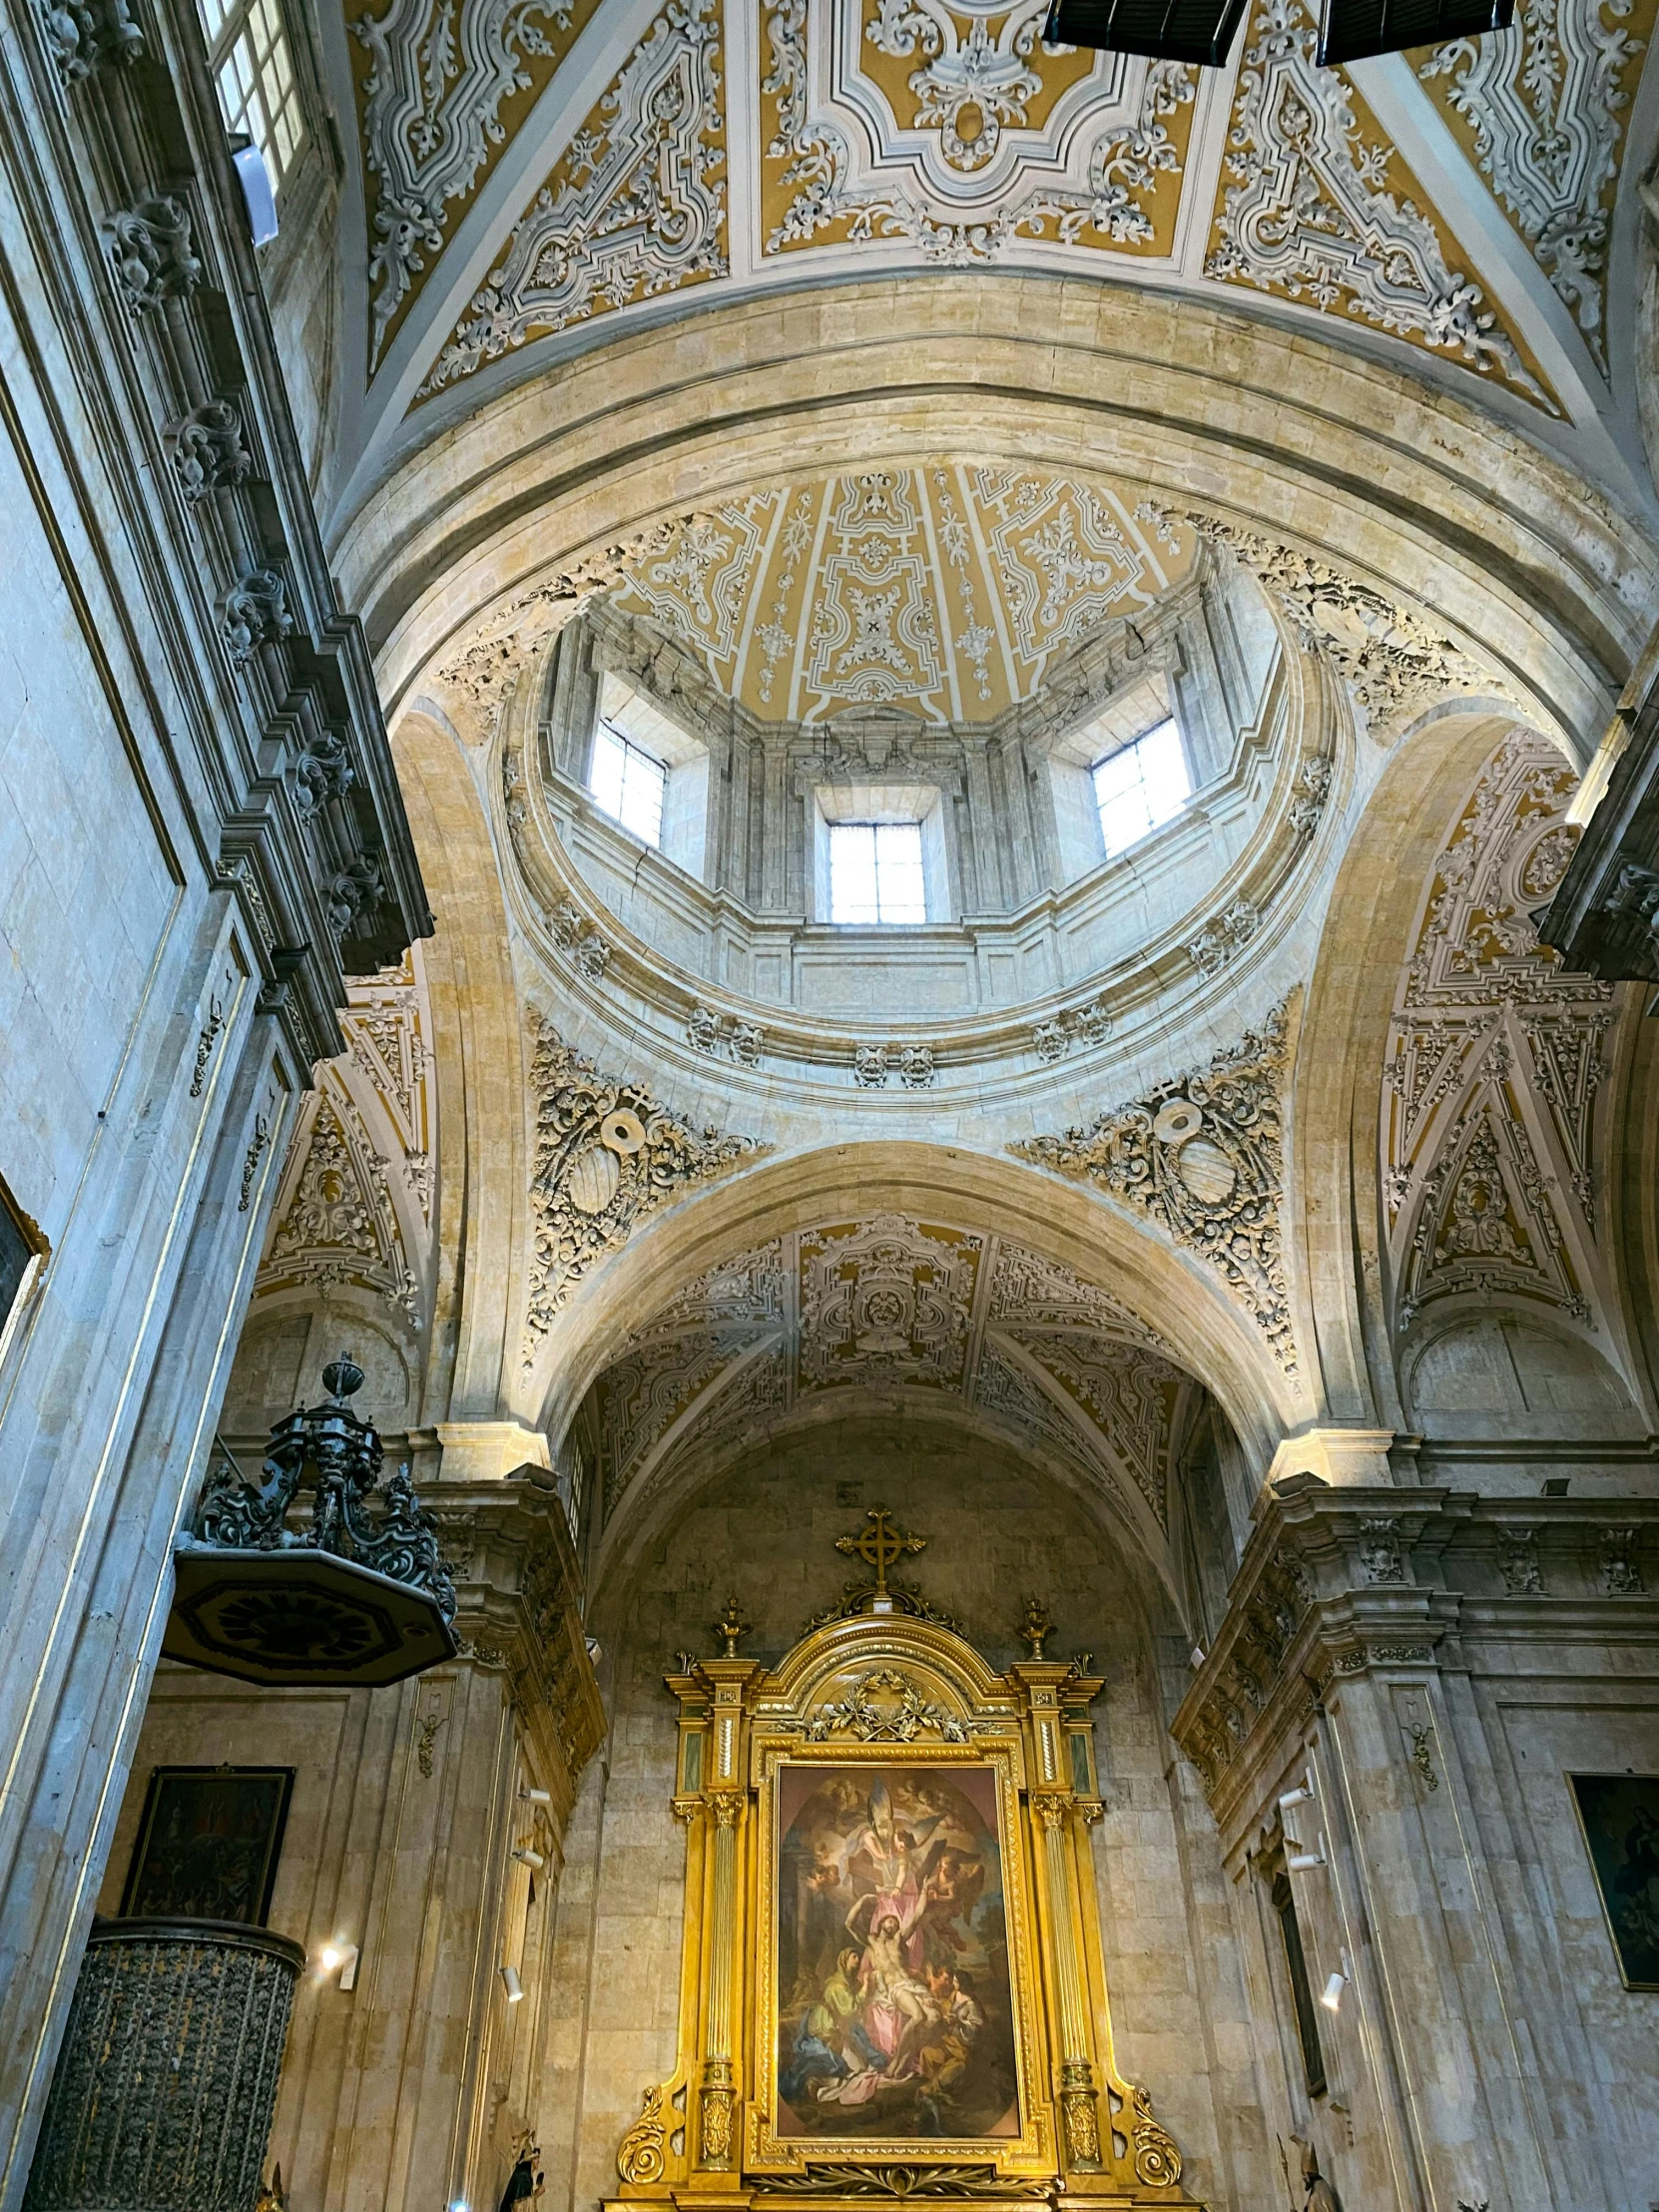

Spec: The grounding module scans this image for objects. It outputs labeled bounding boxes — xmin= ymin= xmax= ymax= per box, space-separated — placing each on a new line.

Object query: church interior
xmin=3 ymin=0 xmax=1659 ymax=2204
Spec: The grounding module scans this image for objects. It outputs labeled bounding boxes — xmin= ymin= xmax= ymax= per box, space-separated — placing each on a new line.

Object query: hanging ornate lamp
xmin=165 ymin=1358 xmax=457 ymax=1687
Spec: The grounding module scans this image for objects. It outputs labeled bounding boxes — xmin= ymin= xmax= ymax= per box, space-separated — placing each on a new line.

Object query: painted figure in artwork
xmin=776 ymin=1765 xmax=1018 ymax=2139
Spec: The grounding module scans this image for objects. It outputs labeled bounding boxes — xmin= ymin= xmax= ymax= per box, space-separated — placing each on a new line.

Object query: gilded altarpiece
xmin=610 ymin=1523 xmax=1192 ymax=2211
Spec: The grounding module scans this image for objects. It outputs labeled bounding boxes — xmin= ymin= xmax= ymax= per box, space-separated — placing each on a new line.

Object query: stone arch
xmin=528 ymin=1140 xmax=1299 ymax=1457
xmin=389 ymin=702 xmax=543 ymax=1433
xmin=1291 ymin=708 xmax=1539 ymax=1428
xmin=334 ymin=282 xmax=1650 ymax=752
xmin=1292 ymin=708 xmax=1654 ymax=1434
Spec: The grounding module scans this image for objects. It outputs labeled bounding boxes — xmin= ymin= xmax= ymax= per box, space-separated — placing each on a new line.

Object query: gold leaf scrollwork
xmin=1130 ymin=2084 xmax=1182 ymax=2187
xmin=804 ymin=1668 xmax=968 ymax=1745
xmin=616 ymin=2084 xmax=668 ymax=2185
xmin=700 ymin=2080 xmax=735 ymax=2164
xmin=1059 ymin=2062 xmax=1101 ymax=2165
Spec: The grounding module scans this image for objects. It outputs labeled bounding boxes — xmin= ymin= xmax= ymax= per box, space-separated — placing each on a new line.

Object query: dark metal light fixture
xmin=1043 ymin=0 xmax=1248 ymax=66
xmin=166 ymin=1357 xmax=457 ymax=1687
xmin=1044 ymin=0 xmax=1513 ymax=65
xmin=1312 ymin=0 xmax=1512 ymax=64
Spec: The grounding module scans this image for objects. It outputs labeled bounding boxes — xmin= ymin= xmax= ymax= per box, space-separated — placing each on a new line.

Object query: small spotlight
xmin=1189 ymin=1646 xmax=1207 ymax=1669
xmin=1286 ymin=1836 xmax=1328 ymax=1872
xmin=1279 ymin=1774 xmax=1316 ymax=1811
xmin=1320 ymin=1969 xmax=1347 ymax=2011
xmin=317 ymin=1941 xmax=359 ymax=1989
xmin=512 ymin=1847 xmax=545 ymax=1869
xmin=500 ymin=1964 xmax=524 ymax=2003
xmin=519 ymin=1787 xmax=552 ymax=1805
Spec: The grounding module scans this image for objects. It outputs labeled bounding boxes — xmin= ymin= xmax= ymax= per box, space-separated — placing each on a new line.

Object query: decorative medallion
xmin=523 ymin=1013 xmax=768 ymax=1359
xmin=1012 ymin=1000 xmax=1297 ymax=1371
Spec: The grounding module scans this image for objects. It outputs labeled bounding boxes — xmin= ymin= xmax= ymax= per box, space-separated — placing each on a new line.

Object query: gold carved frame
xmin=610 ymin=1518 xmax=1193 ymax=2209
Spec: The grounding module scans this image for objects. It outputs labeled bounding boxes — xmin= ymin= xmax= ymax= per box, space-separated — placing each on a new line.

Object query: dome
xmin=501 ymin=458 xmax=1319 ymax=1096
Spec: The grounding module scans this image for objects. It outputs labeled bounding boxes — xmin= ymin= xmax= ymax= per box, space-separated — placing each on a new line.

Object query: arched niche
xmin=220 ymin=1297 xmax=419 ymax=1441
xmin=1401 ymin=1308 xmax=1643 ymax=1439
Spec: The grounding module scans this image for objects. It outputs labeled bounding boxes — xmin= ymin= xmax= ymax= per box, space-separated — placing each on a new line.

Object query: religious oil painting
xmin=1569 ymin=1773 xmax=1659 ymax=1989
xmin=119 ymin=1766 xmax=293 ymax=1926
xmin=775 ymin=1763 xmax=1019 ymax=2141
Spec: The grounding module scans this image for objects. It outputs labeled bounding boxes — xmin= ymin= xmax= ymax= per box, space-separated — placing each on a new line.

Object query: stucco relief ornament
xmin=1384 ymin=735 xmax=1610 ymax=1332
xmin=763 ymin=0 xmax=1194 ymax=265
xmin=220 ymin=567 xmax=294 ymax=667
xmin=1031 ymin=994 xmax=1112 ymax=1062
xmin=418 ymin=0 xmax=727 ymax=395
xmin=1419 ymin=0 xmax=1643 ymax=368
xmin=260 ymin=1087 xmax=422 ymax=1326
xmin=1188 ymin=898 xmax=1260 ymax=974
xmin=169 ymin=399 xmax=254 ymax=504
xmin=687 ymin=1002 xmax=764 ymax=1065
xmin=1141 ymin=504 xmax=1491 ymax=735
xmin=353 ymin=0 xmax=580 ymax=362
xmin=1208 ymin=0 xmax=1543 ymax=401
xmin=39 ymin=0 xmax=144 ymax=79
xmin=522 ymin=1015 xmax=768 ymax=1360
xmin=966 ymin=1350 xmax=1135 ymax=1515
xmin=1012 ymin=999 xmax=1297 ymax=1372
xmin=852 ymin=1042 xmax=936 ymax=1088
xmin=103 ymin=195 xmax=201 ymax=311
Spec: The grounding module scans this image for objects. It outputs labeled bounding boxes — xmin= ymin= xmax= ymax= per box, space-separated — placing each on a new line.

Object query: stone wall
xmin=0 ymin=0 xmax=423 ymax=2186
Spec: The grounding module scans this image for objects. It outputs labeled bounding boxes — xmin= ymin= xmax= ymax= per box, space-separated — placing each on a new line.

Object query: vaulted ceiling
xmin=580 ymin=1210 xmax=1210 ymax=1581
xmin=606 ymin=463 xmax=1198 ymax=723
xmin=325 ymin=0 xmax=1659 ymax=507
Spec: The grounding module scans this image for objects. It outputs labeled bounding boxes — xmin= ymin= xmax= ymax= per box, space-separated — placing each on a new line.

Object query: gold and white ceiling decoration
xmin=607 ymin=463 xmax=1197 ymax=722
xmin=581 ymin=1212 xmax=1203 ymax=1569
xmin=328 ymin=0 xmax=1657 ymax=475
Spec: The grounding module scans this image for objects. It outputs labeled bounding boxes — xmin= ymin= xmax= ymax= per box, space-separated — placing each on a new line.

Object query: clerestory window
xmin=828 ymin=822 xmax=927 ymax=925
xmin=1091 ymin=717 xmax=1191 ymax=857
xmin=589 ymin=720 xmax=668 ymax=848
xmin=199 ymin=0 xmax=305 ymax=191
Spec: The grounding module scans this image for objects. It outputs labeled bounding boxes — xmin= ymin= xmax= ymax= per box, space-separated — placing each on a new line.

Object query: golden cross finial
xmin=834 ymin=1505 xmax=925 ymax=1596
xmin=714 ymin=1597 xmax=752 ymax=1657
xmin=1020 ymin=1598 xmax=1053 ymax=1659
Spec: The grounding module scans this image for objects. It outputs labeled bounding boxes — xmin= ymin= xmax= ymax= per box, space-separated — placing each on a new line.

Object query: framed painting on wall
xmin=119 ymin=1766 xmax=294 ymax=1926
xmin=1568 ymin=1772 xmax=1659 ymax=1990
xmin=762 ymin=1757 xmax=1031 ymax=2151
